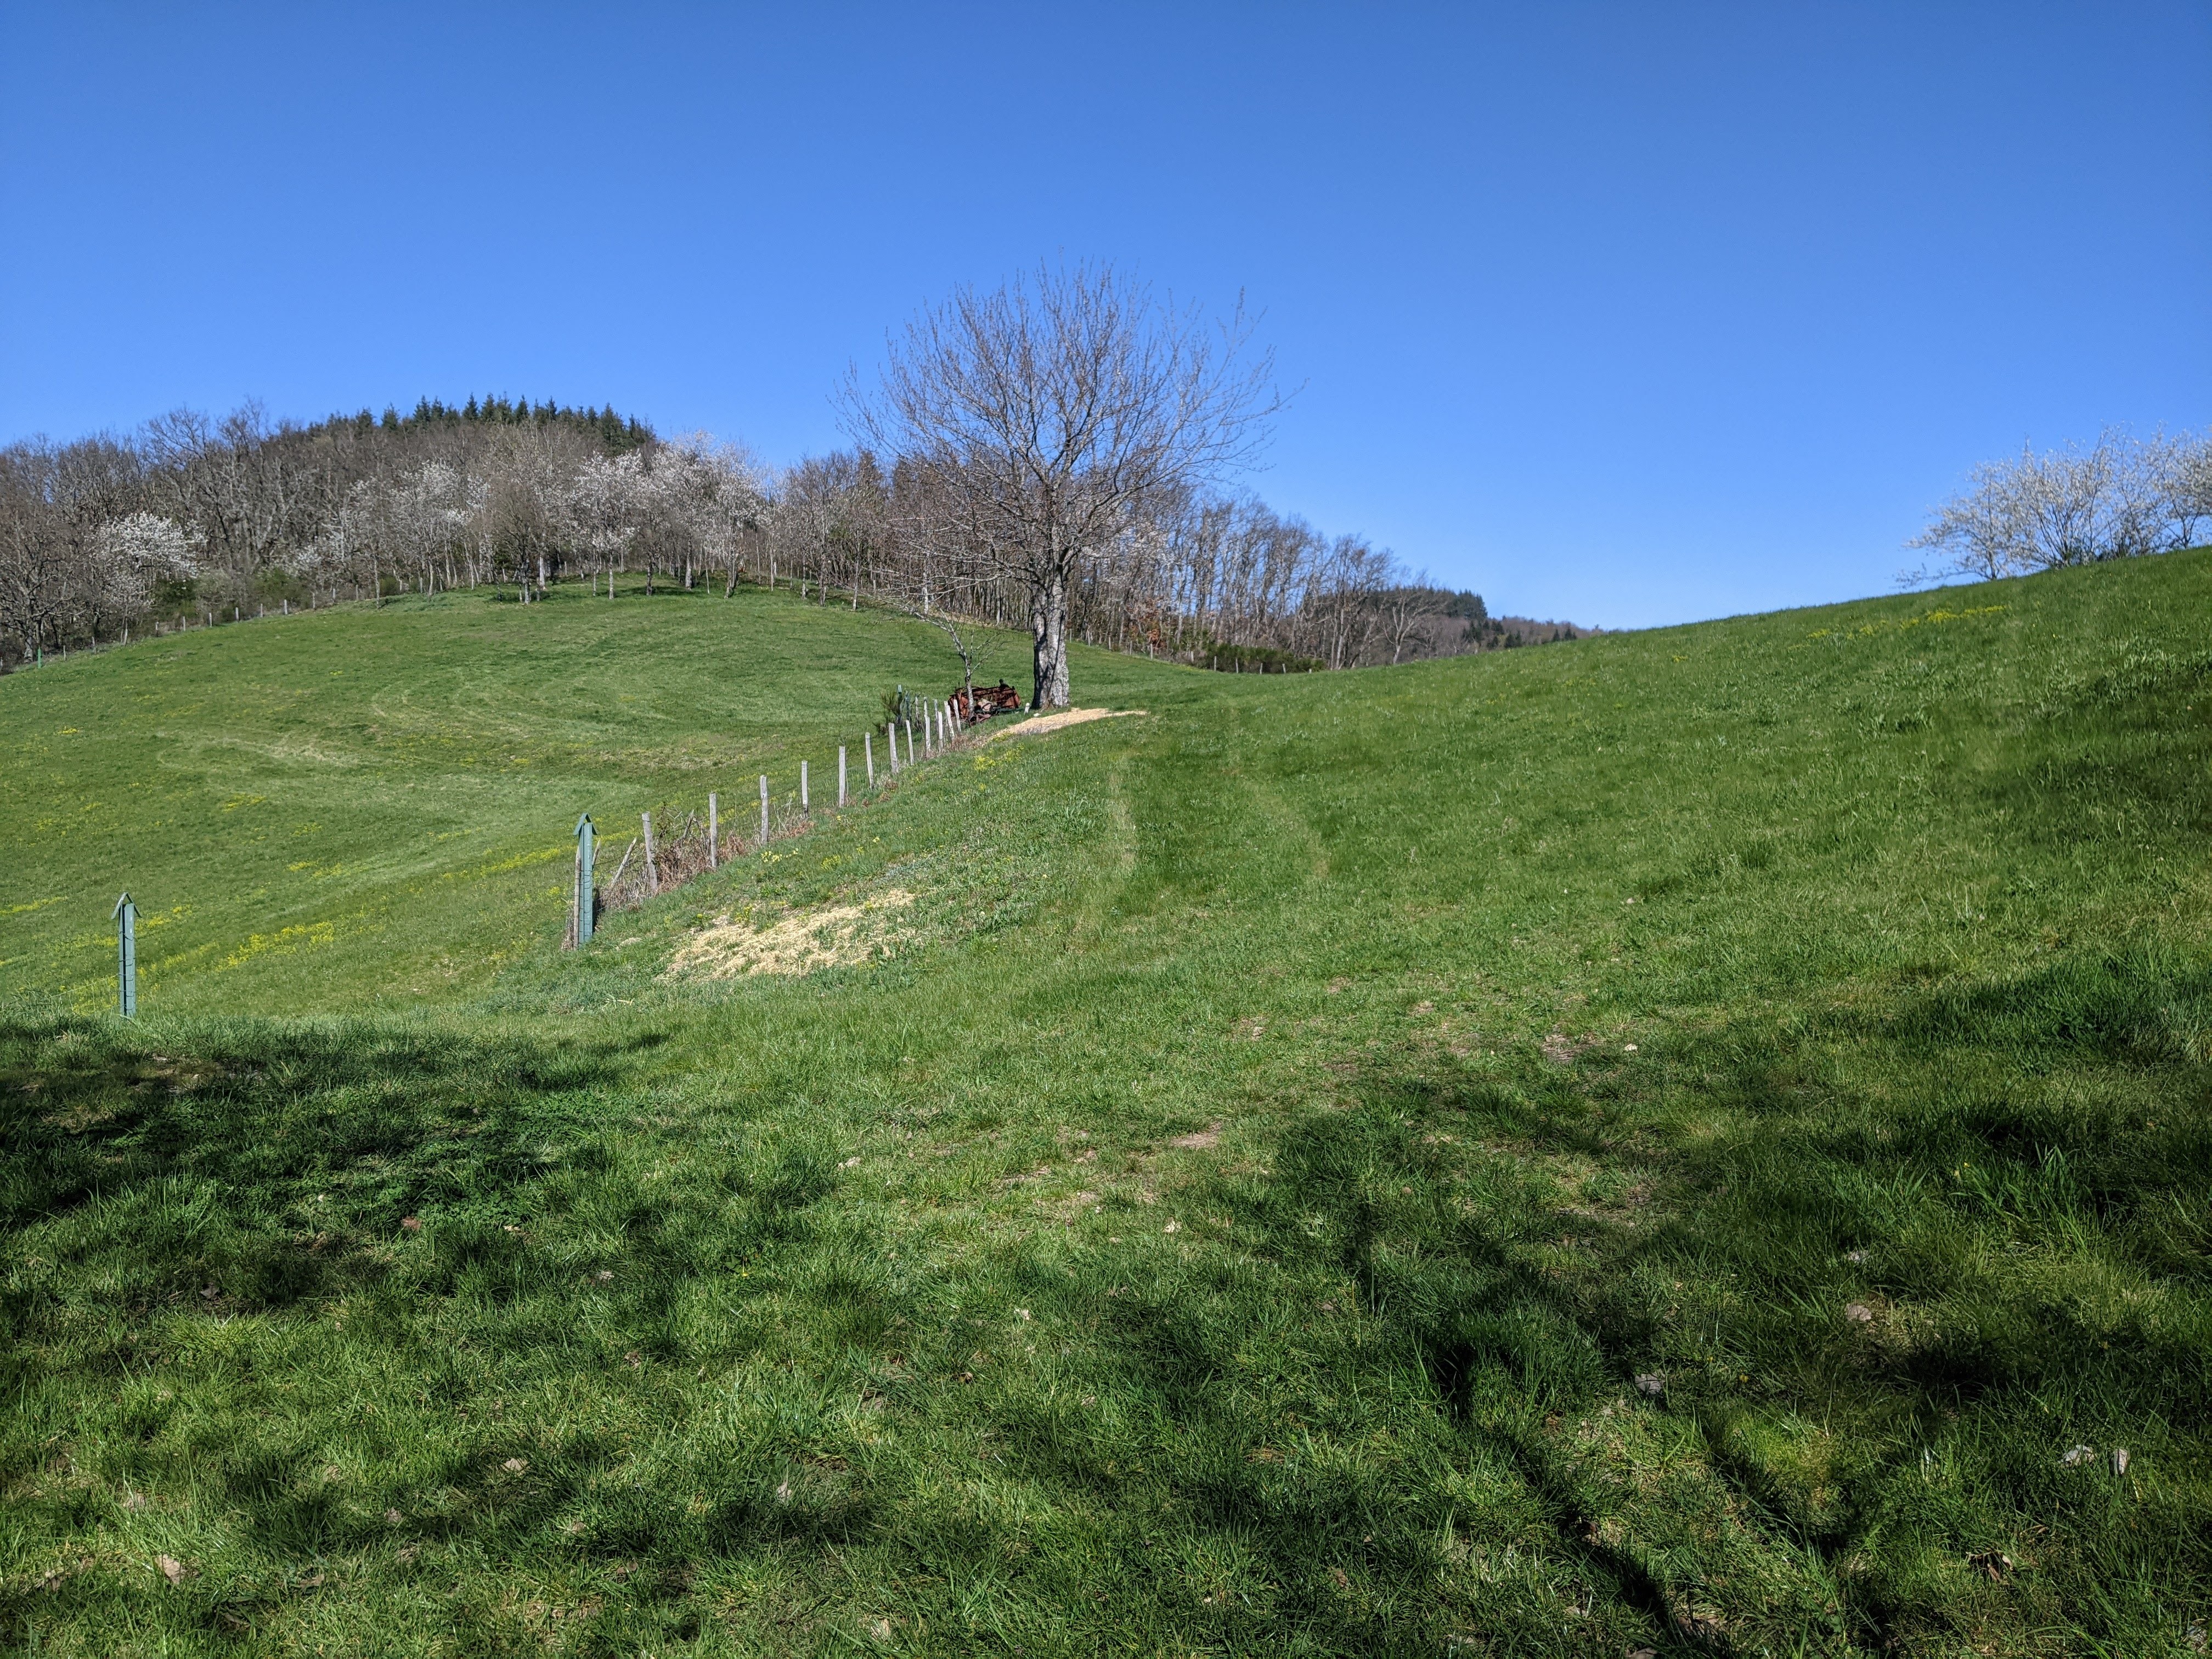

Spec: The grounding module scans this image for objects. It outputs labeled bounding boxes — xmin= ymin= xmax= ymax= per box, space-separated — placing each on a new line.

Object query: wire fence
xmin=568 ymin=692 xmax=1010 ymax=944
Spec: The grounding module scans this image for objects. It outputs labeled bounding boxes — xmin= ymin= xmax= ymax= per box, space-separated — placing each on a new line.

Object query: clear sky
xmin=3 ymin=4 xmax=2207 ymax=628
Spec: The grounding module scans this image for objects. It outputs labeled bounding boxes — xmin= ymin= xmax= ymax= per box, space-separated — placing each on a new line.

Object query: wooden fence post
xmin=838 ymin=747 xmax=848 ymax=807
xmin=642 ymin=811 xmax=658 ymax=892
xmin=801 ymin=760 xmax=810 ymax=812
xmin=865 ymin=732 xmax=875 ymax=786
xmin=708 ymin=793 xmax=718 ymax=868
xmin=887 ymin=724 xmax=899 ymax=775
xmin=759 ymin=775 xmax=770 ymax=846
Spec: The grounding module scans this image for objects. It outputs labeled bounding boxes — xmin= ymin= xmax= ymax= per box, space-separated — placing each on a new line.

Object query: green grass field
xmin=4 ymin=557 xmax=2210 ymax=1656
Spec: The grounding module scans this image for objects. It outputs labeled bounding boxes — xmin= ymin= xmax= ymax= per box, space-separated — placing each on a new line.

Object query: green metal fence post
xmin=574 ymin=815 xmax=596 ymax=944
xmin=112 ymin=892 xmax=137 ymax=1017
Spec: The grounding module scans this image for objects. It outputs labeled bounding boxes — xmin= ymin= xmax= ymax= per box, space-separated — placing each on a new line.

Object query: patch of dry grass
xmin=661 ymin=889 xmax=916 ymax=980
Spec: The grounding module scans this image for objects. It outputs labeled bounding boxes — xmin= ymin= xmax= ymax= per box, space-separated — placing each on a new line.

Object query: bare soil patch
xmin=987 ymin=708 xmax=1147 ymax=741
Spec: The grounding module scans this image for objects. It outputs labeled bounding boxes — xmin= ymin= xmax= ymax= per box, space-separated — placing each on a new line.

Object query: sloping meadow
xmin=4 ymin=553 xmax=2212 ymax=1654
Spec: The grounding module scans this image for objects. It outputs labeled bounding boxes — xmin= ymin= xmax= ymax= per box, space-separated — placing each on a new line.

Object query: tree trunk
xmin=1031 ymin=570 xmax=1071 ymax=709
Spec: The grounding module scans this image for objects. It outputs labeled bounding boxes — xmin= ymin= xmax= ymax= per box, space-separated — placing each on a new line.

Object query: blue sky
xmin=3 ymin=4 xmax=2206 ymax=628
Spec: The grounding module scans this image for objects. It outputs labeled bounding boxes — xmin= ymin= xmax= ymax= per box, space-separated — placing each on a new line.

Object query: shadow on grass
xmin=0 ymin=1011 xmax=631 ymax=1316
xmin=1035 ymin=945 xmax=2212 ymax=1647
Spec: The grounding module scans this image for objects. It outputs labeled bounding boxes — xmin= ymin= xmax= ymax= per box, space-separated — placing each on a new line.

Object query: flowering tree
xmin=1907 ymin=428 xmax=2212 ymax=583
xmin=567 ymin=452 xmax=647 ymax=590
xmin=93 ymin=512 xmax=202 ymax=613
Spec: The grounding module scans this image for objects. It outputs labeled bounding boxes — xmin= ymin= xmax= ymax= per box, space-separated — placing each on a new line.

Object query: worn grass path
xmin=4 ymin=555 xmax=2211 ymax=1655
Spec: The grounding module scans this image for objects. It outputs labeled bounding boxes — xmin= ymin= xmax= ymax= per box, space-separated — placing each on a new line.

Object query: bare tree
xmin=479 ymin=422 xmax=592 ymax=597
xmin=143 ymin=403 xmax=315 ymax=602
xmin=851 ymin=263 xmax=1281 ymax=708
xmin=1378 ymin=577 xmax=1447 ymax=665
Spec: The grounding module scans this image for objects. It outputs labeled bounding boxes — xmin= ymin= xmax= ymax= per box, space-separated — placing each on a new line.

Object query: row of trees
xmin=2 ymin=267 xmax=1584 ymax=693
xmin=0 ymin=400 xmax=773 ymax=662
xmin=1906 ymin=428 xmax=2212 ymax=583
xmin=765 ymin=459 xmax=1581 ymax=679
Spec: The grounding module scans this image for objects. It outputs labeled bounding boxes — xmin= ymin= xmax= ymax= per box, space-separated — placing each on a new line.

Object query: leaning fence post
xmin=865 ymin=732 xmax=875 ymax=787
xmin=708 ymin=793 xmax=718 ymax=869
xmin=906 ymin=719 xmax=916 ymax=763
xmin=838 ymin=747 xmax=848 ymax=807
xmin=759 ymin=774 xmax=770 ymax=846
xmin=113 ymin=892 xmax=137 ymax=1017
xmin=642 ymin=811 xmax=658 ymax=893
xmin=574 ymin=814 xmax=596 ymax=944
xmin=887 ymin=723 xmax=899 ymax=776
xmin=801 ymin=759 xmax=810 ymax=812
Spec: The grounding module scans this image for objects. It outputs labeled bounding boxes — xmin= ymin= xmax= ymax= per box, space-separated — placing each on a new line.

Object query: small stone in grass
xmin=774 ymin=1479 xmax=793 ymax=1504
xmin=2111 ymin=1447 xmax=2130 ymax=1476
xmin=157 ymin=1554 xmax=190 ymax=1586
xmin=840 ymin=1156 xmax=861 ymax=1169
xmin=400 ymin=1216 xmax=420 ymax=1232
xmin=1634 ymin=1373 xmax=1666 ymax=1397
xmin=1844 ymin=1249 xmax=1868 ymax=1264
xmin=1844 ymin=1303 xmax=1874 ymax=1323
xmin=385 ymin=1508 xmax=403 ymax=1524
xmin=503 ymin=1458 xmax=528 ymax=1473
xmin=592 ymin=1269 xmax=613 ymax=1282
xmin=2061 ymin=1444 xmax=2096 ymax=1467
xmin=121 ymin=1490 xmax=146 ymax=1511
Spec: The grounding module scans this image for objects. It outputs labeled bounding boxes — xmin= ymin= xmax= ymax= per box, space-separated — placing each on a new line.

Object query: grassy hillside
xmin=4 ymin=556 xmax=2211 ymax=1656
xmin=0 ymin=580 xmax=1153 ymax=1012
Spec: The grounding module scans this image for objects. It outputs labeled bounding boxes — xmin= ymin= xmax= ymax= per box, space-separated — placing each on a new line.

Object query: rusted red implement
xmin=953 ymin=682 xmax=1023 ymax=720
